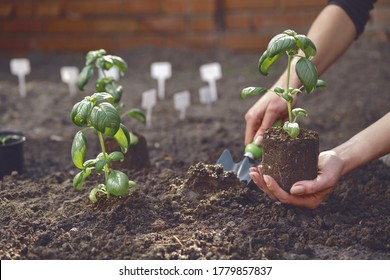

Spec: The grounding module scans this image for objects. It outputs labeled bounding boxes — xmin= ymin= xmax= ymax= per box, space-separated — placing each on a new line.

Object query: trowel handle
xmin=244 ymin=142 xmax=262 ymax=160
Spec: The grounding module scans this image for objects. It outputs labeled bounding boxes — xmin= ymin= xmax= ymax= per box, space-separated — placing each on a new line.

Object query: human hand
xmin=249 ymin=150 xmax=344 ymax=209
xmin=244 ymin=91 xmax=294 ymax=145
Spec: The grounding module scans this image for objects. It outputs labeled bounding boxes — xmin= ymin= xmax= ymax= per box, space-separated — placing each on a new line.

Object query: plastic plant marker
xmin=60 ymin=66 xmax=79 ymax=96
xmin=98 ymin=66 xmax=120 ymax=81
xmin=151 ymin=62 xmax=172 ymax=100
xmin=10 ymin=58 xmax=31 ymax=98
xmin=199 ymin=62 xmax=222 ymax=102
xmin=199 ymin=85 xmax=214 ymax=110
xmin=141 ymin=89 xmax=157 ymax=128
xmin=173 ymin=90 xmax=191 ymax=120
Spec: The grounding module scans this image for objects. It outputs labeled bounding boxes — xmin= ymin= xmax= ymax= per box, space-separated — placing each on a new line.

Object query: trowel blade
xmin=216 ymin=149 xmax=256 ymax=184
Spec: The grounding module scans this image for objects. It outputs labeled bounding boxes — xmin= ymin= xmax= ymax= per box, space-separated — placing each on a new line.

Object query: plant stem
xmin=286 ymin=54 xmax=293 ymax=123
xmin=97 ymin=132 xmax=109 ymax=183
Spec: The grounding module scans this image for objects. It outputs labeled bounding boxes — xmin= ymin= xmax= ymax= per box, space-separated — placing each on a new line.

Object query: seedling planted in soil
xmin=71 ymin=49 xmax=146 ymax=203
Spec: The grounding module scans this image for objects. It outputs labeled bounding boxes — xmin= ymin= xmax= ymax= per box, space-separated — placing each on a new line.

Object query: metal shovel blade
xmin=216 ymin=149 xmax=256 ymax=183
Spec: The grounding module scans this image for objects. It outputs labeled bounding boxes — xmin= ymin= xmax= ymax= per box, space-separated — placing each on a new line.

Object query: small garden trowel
xmin=216 ymin=142 xmax=262 ymax=184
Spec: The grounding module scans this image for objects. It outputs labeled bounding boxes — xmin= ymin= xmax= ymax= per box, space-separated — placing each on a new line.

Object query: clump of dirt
xmin=171 ymin=162 xmax=239 ymax=203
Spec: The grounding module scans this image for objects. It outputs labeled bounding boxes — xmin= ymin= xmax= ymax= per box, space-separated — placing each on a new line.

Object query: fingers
xmin=245 ymin=110 xmax=262 ymax=145
xmin=249 ymin=167 xmax=335 ymax=209
xmin=249 ymin=166 xmax=277 ymax=200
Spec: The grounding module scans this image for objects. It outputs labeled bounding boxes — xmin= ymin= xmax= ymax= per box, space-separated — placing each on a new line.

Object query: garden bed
xmin=0 ymin=41 xmax=389 ymax=259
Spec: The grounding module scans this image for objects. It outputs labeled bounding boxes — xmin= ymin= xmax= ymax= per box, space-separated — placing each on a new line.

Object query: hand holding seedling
xmin=242 ymin=29 xmax=325 ymax=139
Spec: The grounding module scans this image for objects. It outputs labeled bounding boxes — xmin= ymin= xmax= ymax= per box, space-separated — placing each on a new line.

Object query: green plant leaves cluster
xmin=70 ymin=50 xmax=144 ymax=203
xmin=241 ymin=29 xmax=326 ymax=139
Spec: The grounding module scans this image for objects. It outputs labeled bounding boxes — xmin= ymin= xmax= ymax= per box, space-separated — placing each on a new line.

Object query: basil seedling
xmin=71 ymin=50 xmax=145 ymax=203
xmin=241 ymin=30 xmax=326 ymax=138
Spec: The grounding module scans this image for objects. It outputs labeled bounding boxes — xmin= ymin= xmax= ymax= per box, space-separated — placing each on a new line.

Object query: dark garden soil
xmin=0 ymin=41 xmax=389 ymax=260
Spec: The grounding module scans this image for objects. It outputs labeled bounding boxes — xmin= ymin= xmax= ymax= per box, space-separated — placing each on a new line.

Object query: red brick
xmin=140 ymin=17 xmax=186 ymax=33
xmin=190 ymin=16 xmax=216 ymax=32
xmin=161 ymin=0 xmax=187 ymax=14
xmin=2 ymin=20 xmax=43 ymax=33
xmin=190 ymin=1 xmax=216 ymax=13
xmin=123 ymin=0 xmax=161 ymax=14
xmin=15 ymin=3 xmax=34 ymax=18
xmin=224 ymin=0 xmax=276 ymax=10
xmin=45 ymin=19 xmax=139 ymax=34
xmin=253 ymin=11 xmax=307 ymax=30
xmin=220 ymin=33 xmax=271 ymax=51
xmin=280 ymin=0 xmax=326 ymax=9
xmin=35 ymin=3 xmax=61 ymax=17
xmin=225 ymin=13 xmax=253 ymax=30
xmin=63 ymin=0 xmax=123 ymax=16
xmin=0 ymin=3 xmax=13 ymax=18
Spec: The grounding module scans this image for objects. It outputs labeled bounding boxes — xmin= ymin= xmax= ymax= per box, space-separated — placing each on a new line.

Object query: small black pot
xmin=0 ymin=131 xmax=26 ymax=179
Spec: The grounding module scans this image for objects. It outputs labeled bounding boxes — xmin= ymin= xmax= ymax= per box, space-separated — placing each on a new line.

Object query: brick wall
xmin=0 ymin=0 xmax=388 ymax=54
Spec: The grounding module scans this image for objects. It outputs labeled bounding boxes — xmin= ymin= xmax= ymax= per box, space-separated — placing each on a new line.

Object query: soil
xmin=262 ymin=127 xmax=319 ymax=192
xmin=0 ymin=41 xmax=389 ymax=260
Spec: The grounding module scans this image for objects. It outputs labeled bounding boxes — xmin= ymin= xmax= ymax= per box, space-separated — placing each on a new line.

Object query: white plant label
xmin=60 ymin=66 xmax=79 ymax=96
xmin=10 ymin=58 xmax=31 ymax=98
xmin=151 ymin=62 xmax=172 ymax=100
xmin=200 ymin=62 xmax=222 ymax=102
xmin=141 ymin=89 xmax=157 ymax=128
xmin=174 ymin=90 xmax=191 ymax=120
xmin=98 ymin=66 xmax=120 ymax=81
xmin=199 ymin=86 xmax=214 ymax=110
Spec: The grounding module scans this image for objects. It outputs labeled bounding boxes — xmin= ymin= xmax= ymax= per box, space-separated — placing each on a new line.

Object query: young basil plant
xmin=77 ymin=49 xmax=146 ymax=132
xmin=70 ymin=92 xmax=136 ymax=203
xmin=241 ymin=29 xmax=326 ymax=138
xmin=71 ymin=50 xmax=144 ymax=203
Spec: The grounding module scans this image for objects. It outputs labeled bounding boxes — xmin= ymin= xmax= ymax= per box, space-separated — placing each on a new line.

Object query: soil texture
xmin=0 ymin=41 xmax=389 ymax=260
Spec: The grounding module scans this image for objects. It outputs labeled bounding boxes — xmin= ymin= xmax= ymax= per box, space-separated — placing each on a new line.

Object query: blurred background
xmin=0 ymin=0 xmax=389 ymax=55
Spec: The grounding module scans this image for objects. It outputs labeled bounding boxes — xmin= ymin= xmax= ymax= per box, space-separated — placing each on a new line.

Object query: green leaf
xmin=267 ymin=33 xmax=296 ymax=57
xmin=108 ymin=151 xmax=124 ymax=162
xmin=95 ymin=77 xmax=113 ymax=92
xmin=295 ymin=57 xmax=318 ymax=93
xmin=292 ymin=108 xmax=308 ymax=118
xmin=86 ymin=49 xmax=106 ymax=65
xmin=281 ymin=92 xmax=293 ymax=103
xmin=258 ymin=50 xmax=282 ymax=76
xmin=109 ymin=55 xmax=128 ymax=76
xmin=283 ymin=121 xmax=300 ymax=138
xmin=241 ymin=87 xmax=268 ymax=99
xmin=77 ymin=64 xmax=94 ymax=91
xmin=283 ymin=29 xmax=297 ymax=37
xmin=129 ymin=132 xmax=139 ymax=146
xmin=316 ymin=79 xmax=327 ymax=89
xmin=273 ymin=86 xmax=284 ymax=94
xmin=90 ymin=92 xmax=115 ymax=104
xmin=71 ymin=131 xmax=87 ymax=169
xmin=89 ymin=187 xmax=100 ymax=203
xmin=126 ymin=108 xmax=146 ymax=123
xmin=105 ymin=82 xmax=123 ymax=103
xmin=106 ymin=170 xmax=130 ymax=197
xmin=90 ymin=102 xmax=120 ymax=137
xmin=295 ymin=35 xmax=316 ymax=59
xmin=73 ymin=168 xmax=92 ymax=190
xmin=95 ymin=157 xmax=108 ymax=173
xmin=129 ymin=180 xmax=137 ymax=188
xmin=70 ymin=99 xmax=93 ymax=126
xmin=113 ymin=124 xmax=131 ymax=153
xmin=96 ymin=56 xmax=113 ymax=71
